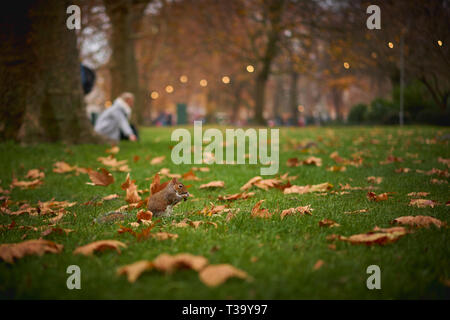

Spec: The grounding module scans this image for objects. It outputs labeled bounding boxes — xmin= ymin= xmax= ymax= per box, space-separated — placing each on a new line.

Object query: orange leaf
xmin=117 ymin=260 xmax=153 ymax=283
xmin=73 ymin=240 xmax=127 ymax=256
xmin=86 ymin=168 xmax=114 ymax=186
xmin=0 ymin=239 xmax=63 ymax=263
xmin=199 ymin=264 xmax=249 ymax=287
xmin=152 ymin=253 xmax=208 ymax=273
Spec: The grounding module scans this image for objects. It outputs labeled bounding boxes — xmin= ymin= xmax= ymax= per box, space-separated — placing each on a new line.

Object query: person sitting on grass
xmin=94 ymin=92 xmax=138 ymax=142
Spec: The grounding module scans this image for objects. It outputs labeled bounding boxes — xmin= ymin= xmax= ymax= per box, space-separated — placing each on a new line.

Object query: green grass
xmin=0 ymin=125 xmax=449 ymax=299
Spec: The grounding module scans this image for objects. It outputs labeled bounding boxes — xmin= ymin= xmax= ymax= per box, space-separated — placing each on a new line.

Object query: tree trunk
xmin=252 ymin=0 xmax=285 ymax=125
xmin=331 ymin=87 xmax=343 ymax=121
xmin=104 ymin=0 xmax=143 ymax=124
xmin=289 ymin=71 xmax=299 ymax=125
xmin=0 ymin=0 xmax=103 ymax=144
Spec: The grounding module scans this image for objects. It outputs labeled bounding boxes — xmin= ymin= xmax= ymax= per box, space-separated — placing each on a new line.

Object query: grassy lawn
xmin=0 ymin=125 xmax=449 ymax=299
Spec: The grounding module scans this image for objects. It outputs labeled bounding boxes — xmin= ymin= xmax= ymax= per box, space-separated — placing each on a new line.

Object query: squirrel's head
xmin=170 ymin=178 xmax=189 ymax=200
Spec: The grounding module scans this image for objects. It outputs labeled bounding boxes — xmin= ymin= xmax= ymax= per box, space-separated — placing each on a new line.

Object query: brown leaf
xmin=0 ymin=239 xmax=63 ymax=263
xmin=182 ymin=169 xmax=200 ymax=181
xmin=53 ymin=161 xmax=75 ymax=173
xmin=150 ymin=156 xmax=165 ymax=165
xmin=150 ymin=173 xmax=169 ymax=195
xmin=105 ymin=146 xmax=120 ymax=154
xmin=199 ymin=181 xmax=225 ymax=189
xmin=409 ymin=199 xmax=438 ymax=208
xmin=153 ymin=232 xmax=179 ymax=240
xmin=137 ymin=210 xmax=153 ymax=222
xmin=367 ymin=176 xmax=383 ymax=184
xmin=73 ymin=240 xmax=127 ymax=256
xmin=283 ymin=182 xmax=333 ymax=194
xmin=86 ymin=168 xmax=114 ymax=186
xmin=240 ymin=176 xmax=263 ymax=191
xmin=199 ymin=264 xmax=248 ymax=287
xmin=280 ymin=205 xmax=313 ymax=219
xmin=26 ymin=169 xmax=45 ymax=180
xmin=251 ymin=200 xmax=274 ymax=219
xmin=121 ymin=174 xmax=141 ymax=204
xmin=152 ymin=253 xmax=208 ymax=273
xmin=41 ymin=227 xmax=73 ymax=237
xmin=313 ymin=259 xmax=324 ymax=270
xmin=336 ymin=226 xmax=408 ymax=246
xmin=11 ymin=178 xmax=42 ymax=190
xmin=392 ymin=215 xmax=446 ymax=228
xmin=319 ymin=219 xmax=340 ymax=228
xmin=117 ymin=260 xmax=153 ymax=283
xmin=367 ymin=191 xmax=392 ymax=202
xmin=218 ymin=192 xmax=255 ymax=201
xmin=344 ymin=209 xmax=369 ymax=214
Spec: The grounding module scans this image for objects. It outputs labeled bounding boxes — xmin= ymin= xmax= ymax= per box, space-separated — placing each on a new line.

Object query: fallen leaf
xmin=251 ymin=200 xmax=274 ymax=219
xmin=26 ymin=169 xmax=45 ymax=180
xmin=199 ymin=264 xmax=249 ymax=287
xmin=136 ymin=210 xmax=153 ymax=222
xmin=319 ymin=219 xmax=340 ymax=228
xmin=10 ymin=178 xmax=42 ymax=190
xmin=121 ymin=174 xmax=141 ymax=204
xmin=153 ymin=232 xmax=178 ymax=240
xmin=313 ymin=259 xmax=324 ymax=270
xmin=73 ymin=240 xmax=127 ymax=256
xmin=117 ymin=260 xmax=153 ymax=283
xmin=199 ymin=181 xmax=225 ymax=189
xmin=218 ymin=192 xmax=255 ymax=201
xmin=367 ymin=176 xmax=383 ymax=184
xmin=407 ymin=192 xmax=430 ymax=197
xmin=344 ymin=209 xmax=369 ymax=214
xmin=367 ymin=191 xmax=392 ymax=202
xmin=149 ymin=173 xmax=169 ymax=195
xmin=152 ymin=253 xmax=208 ymax=273
xmin=106 ymin=146 xmax=120 ymax=154
xmin=283 ymin=182 xmax=333 ymax=194
xmin=150 ymin=156 xmax=165 ymax=165
xmin=86 ymin=168 xmax=114 ymax=186
xmin=392 ymin=215 xmax=445 ymax=228
xmin=335 ymin=226 xmax=408 ymax=246
xmin=280 ymin=205 xmax=313 ymax=219
xmin=0 ymin=239 xmax=63 ymax=263
xmin=409 ymin=199 xmax=438 ymax=208
xmin=182 ymin=169 xmax=200 ymax=181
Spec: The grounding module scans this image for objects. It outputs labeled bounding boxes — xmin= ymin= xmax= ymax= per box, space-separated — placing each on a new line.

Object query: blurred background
xmin=1 ymin=0 xmax=449 ymax=143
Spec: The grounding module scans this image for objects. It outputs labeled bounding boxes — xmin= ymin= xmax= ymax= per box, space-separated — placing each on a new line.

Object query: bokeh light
xmin=388 ymin=42 xmax=394 ymax=48
xmin=165 ymin=85 xmax=174 ymax=93
xmin=246 ymin=65 xmax=254 ymax=73
xmin=150 ymin=91 xmax=159 ymax=99
xmin=199 ymin=79 xmax=208 ymax=87
xmin=180 ymin=75 xmax=188 ymax=83
xmin=222 ymin=76 xmax=230 ymax=84
xmin=343 ymin=62 xmax=350 ymax=69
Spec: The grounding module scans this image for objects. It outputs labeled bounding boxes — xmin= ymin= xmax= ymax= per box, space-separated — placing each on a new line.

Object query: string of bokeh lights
xmin=104 ymin=39 xmax=444 ymax=106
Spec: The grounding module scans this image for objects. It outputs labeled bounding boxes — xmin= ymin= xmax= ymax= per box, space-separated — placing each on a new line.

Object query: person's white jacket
xmin=94 ymin=98 xmax=133 ymax=141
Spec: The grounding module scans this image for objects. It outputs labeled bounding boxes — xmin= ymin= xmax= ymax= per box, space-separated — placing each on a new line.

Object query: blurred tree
xmin=0 ymin=0 xmax=103 ymax=143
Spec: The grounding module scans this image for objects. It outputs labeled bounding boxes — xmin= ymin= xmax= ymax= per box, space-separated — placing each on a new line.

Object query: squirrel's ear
xmin=171 ymin=177 xmax=178 ymax=184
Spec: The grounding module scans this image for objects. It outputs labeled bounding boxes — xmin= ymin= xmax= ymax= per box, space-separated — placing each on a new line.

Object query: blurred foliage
xmin=348 ymin=80 xmax=449 ymax=126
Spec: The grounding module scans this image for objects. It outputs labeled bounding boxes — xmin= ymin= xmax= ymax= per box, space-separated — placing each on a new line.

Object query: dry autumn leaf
xmin=10 ymin=178 xmax=42 ymax=190
xmin=152 ymin=253 xmax=208 ymax=273
xmin=26 ymin=169 xmax=45 ymax=180
xmin=251 ymin=200 xmax=274 ymax=219
xmin=136 ymin=210 xmax=153 ymax=222
xmin=280 ymin=205 xmax=313 ymax=219
xmin=313 ymin=259 xmax=324 ymax=270
xmin=199 ymin=264 xmax=249 ymax=287
xmin=367 ymin=176 xmax=383 ymax=184
xmin=218 ymin=192 xmax=255 ymax=201
xmin=283 ymin=182 xmax=333 ymax=195
xmin=0 ymin=239 xmax=63 ymax=263
xmin=367 ymin=191 xmax=392 ymax=202
xmin=182 ymin=169 xmax=200 ymax=181
xmin=407 ymin=192 xmax=430 ymax=197
xmin=117 ymin=260 xmax=153 ymax=283
xmin=149 ymin=173 xmax=169 ymax=195
xmin=392 ymin=215 xmax=446 ymax=228
xmin=86 ymin=168 xmax=114 ymax=186
xmin=319 ymin=219 xmax=340 ymax=228
xmin=334 ymin=226 xmax=408 ymax=246
xmin=121 ymin=173 xmax=141 ymax=204
xmin=199 ymin=181 xmax=225 ymax=189
xmin=106 ymin=146 xmax=120 ymax=154
xmin=73 ymin=240 xmax=127 ymax=256
xmin=409 ymin=199 xmax=438 ymax=208
xmin=150 ymin=156 xmax=165 ymax=165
